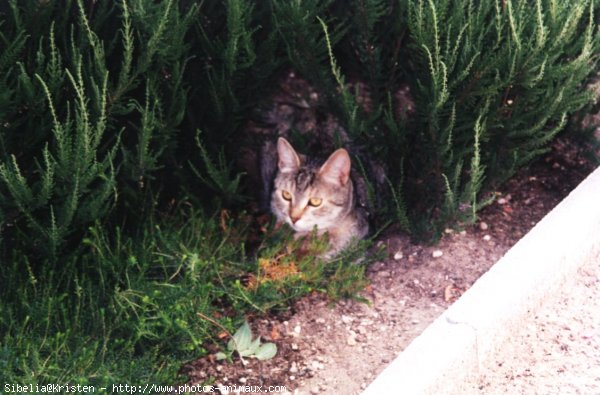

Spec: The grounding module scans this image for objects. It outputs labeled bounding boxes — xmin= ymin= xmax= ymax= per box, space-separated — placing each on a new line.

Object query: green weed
xmin=0 ymin=205 xmax=373 ymax=385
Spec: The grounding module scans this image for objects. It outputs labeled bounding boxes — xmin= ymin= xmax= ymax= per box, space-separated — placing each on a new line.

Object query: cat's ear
xmin=277 ymin=137 xmax=300 ymax=172
xmin=319 ymin=148 xmax=351 ymax=186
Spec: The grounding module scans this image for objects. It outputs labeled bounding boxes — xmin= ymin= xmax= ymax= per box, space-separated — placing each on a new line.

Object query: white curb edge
xmin=361 ymin=166 xmax=600 ymax=395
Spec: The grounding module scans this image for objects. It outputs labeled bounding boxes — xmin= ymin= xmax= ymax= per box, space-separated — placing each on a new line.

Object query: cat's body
xmin=270 ymin=137 xmax=368 ymax=257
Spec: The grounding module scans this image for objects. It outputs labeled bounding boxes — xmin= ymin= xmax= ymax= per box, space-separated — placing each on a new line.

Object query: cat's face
xmin=271 ymin=138 xmax=353 ymax=232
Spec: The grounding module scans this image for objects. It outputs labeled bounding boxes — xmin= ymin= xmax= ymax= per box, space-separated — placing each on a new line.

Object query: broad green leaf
xmin=215 ymin=352 xmax=227 ymax=360
xmin=248 ymin=336 xmax=262 ymax=354
xmin=230 ymin=321 xmax=252 ymax=351
xmin=254 ymin=342 xmax=277 ymax=361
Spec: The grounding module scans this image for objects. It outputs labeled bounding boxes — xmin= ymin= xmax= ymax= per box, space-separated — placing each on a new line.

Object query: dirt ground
xmin=180 ymin=133 xmax=596 ymax=395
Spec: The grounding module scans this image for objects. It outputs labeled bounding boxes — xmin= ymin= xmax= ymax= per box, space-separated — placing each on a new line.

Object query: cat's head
xmin=271 ymin=137 xmax=353 ymax=232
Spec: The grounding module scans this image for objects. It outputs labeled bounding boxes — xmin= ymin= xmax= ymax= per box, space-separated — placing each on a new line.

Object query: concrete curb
xmin=362 ymin=166 xmax=600 ymax=395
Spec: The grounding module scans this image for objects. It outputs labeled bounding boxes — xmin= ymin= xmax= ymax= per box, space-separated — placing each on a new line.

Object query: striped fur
xmin=271 ymin=138 xmax=368 ymax=258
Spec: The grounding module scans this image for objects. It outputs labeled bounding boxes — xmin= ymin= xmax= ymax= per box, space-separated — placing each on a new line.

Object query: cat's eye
xmin=282 ymin=190 xmax=292 ymax=201
xmin=308 ymin=197 xmax=322 ymax=207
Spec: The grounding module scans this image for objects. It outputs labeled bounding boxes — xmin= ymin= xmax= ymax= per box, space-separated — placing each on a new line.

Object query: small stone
xmin=289 ymin=362 xmax=298 ymax=373
xmin=432 ymin=250 xmax=443 ymax=258
xmin=479 ymin=222 xmax=489 ymax=230
xmin=357 ymin=326 xmax=367 ymax=335
xmin=239 ymin=377 xmax=247 ymax=384
xmin=459 ymin=230 xmax=467 ymax=236
xmin=311 ymin=360 xmax=324 ymax=370
xmin=347 ymin=336 xmax=357 ymax=346
xmin=311 ymin=387 xmax=320 ymax=394
xmin=291 ymin=343 xmax=299 ymax=351
xmin=444 ymin=228 xmax=454 ymax=234
xmin=289 ymin=375 xmax=295 ymax=381
xmin=341 ymin=315 xmax=353 ymax=324
xmin=483 ymin=234 xmax=491 ymax=241
xmin=294 ymin=325 xmax=301 ymax=334
xmin=219 ymin=385 xmax=229 ymax=395
xmin=315 ymin=318 xmax=326 ymax=324
xmin=393 ymin=251 xmax=404 ymax=260
xmin=497 ymin=194 xmax=511 ymax=205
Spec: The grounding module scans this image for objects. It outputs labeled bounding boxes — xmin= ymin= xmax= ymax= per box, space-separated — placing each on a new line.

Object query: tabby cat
xmin=271 ymin=137 xmax=368 ymax=257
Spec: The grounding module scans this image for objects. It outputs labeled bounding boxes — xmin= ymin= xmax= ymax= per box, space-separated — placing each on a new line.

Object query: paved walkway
xmin=470 ymin=259 xmax=600 ymax=394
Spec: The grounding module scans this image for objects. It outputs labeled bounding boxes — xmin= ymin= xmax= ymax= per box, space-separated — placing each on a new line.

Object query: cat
xmin=270 ymin=137 xmax=369 ymax=258
xmin=238 ymin=72 xmax=387 ymax=215
xmin=237 ymin=72 xmax=398 ymax=255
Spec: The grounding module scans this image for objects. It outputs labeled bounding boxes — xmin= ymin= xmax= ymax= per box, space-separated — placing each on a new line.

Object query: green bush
xmin=0 ymin=0 xmax=598 ymax=386
xmin=317 ymin=0 xmax=599 ymax=236
xmin=0 ymin=0 xmax=199 ymax=258
xmin=400 ymin=0 xmax=599 ymax=234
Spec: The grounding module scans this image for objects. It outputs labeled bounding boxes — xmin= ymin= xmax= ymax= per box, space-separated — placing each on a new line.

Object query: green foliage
xmin=272 ymin=0 xmax=342 ymax=96
xmin=246 ymin=225 xmax=379 ymax=306
xmin=405 ymin=0 xmax=597 ymax=234
xmin=0 ymin=50 xmax=117 ymax=258
xmin=189 ymin=0 xmax=280 ymax=148
xmin=0 ymin=0 xmax=200 ymax=258
xmin=1 ymin=0 xmax=598 ymax=387
xmin=215 ymin=321 xmax=278 ymax=361
xmin=0 ymin=206 xmax=372 ymax=385
xmin=319 ymin=15 xmax=366 ymax=140
xmin=3 ymin=0 xmax=594 ymax=260
xmin=190 ymin=130 xmax=245 ymax=205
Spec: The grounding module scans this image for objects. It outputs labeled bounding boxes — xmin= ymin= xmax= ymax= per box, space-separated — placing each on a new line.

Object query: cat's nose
xmin=289 ymin=209 xmax=302 ymax=224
